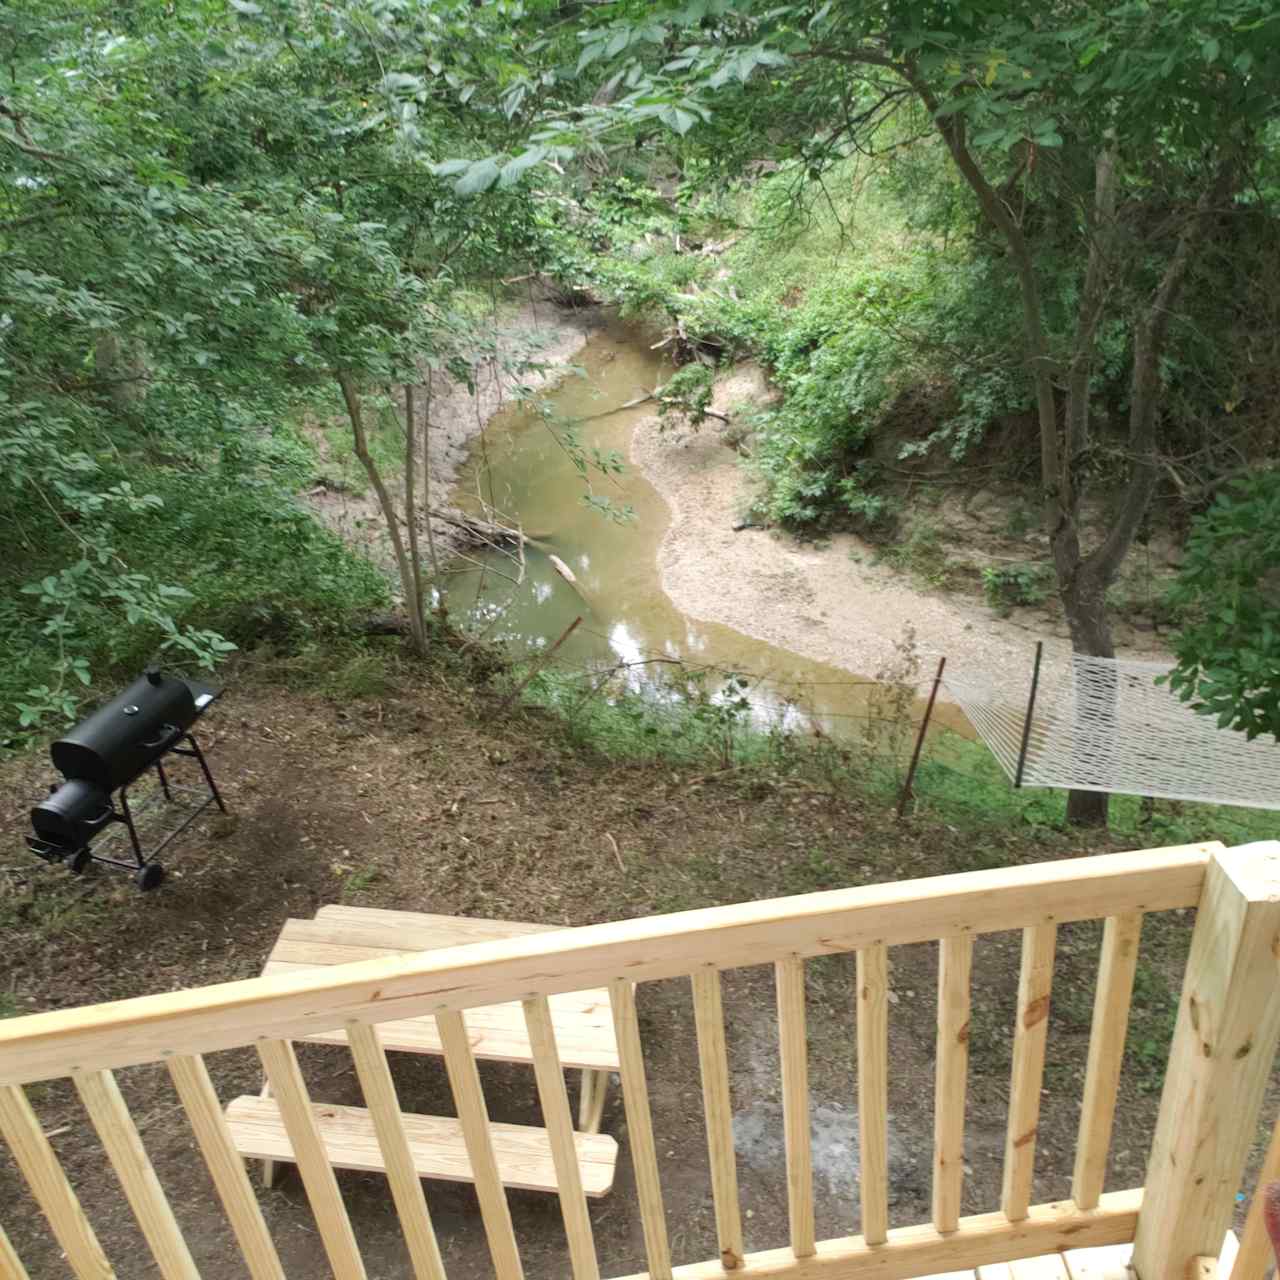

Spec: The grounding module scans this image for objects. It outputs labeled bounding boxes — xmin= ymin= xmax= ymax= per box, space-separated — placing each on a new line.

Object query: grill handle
xmin=140 ymin=723 xmax=182 ymax=752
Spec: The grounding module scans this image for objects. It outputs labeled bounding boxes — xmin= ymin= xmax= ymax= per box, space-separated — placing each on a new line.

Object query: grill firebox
xmin=28 ymin=670 xmax=227 ymax=890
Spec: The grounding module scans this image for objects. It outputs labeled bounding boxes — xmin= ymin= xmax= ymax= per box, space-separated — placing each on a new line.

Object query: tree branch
xmin=1085 ymin=165 xmax=1236 ymax=584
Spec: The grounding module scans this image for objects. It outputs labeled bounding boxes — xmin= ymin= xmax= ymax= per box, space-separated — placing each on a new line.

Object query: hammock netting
xmin=943 ymin=652 xmax=1280 ymax=811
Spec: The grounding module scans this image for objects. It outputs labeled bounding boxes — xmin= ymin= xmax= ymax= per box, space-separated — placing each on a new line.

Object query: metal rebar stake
xmin=1014 ymin=641 xmax=1044 ymax=789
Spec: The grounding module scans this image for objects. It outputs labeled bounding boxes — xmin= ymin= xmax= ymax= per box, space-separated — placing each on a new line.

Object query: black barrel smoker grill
xmin=27 ymin=670 xmax=226 ymax=890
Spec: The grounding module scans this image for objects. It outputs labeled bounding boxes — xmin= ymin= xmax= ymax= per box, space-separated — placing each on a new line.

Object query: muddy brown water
xmin=449 ymin=320 xmax=969 ymax=741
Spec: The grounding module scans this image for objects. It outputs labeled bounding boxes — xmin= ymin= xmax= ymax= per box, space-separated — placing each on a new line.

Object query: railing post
xmin=1131 ymin=842 xmax=1280 ymax=1280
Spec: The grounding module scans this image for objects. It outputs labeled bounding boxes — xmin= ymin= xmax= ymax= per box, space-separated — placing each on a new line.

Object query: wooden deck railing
xmin=1 ymin=840 xmax=1278 ymax=1280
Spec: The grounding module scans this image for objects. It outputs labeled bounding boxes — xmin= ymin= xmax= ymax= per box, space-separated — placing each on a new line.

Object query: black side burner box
xmin=28 ymin=669 xmax=225 ymax=890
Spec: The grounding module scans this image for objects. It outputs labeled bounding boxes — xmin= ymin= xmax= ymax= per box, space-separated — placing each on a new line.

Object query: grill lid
xmin=51 ymin=670 xmax=221 ymax=790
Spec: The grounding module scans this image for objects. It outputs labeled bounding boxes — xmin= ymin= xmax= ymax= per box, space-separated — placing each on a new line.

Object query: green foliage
xmin=1163 ymin=472 xmax=1280 ymax=740
xmin=0 ymin=0 xmax=551 ymax=741
xmin=878 ymin=521 xmax=954 ymax=590
xmin=656 ymin=363 xmax=715 ymax=428
xmin=982 ymin=562 xmax=1052 ymax=615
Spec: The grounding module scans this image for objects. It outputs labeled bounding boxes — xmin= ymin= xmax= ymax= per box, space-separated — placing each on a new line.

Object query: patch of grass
xmin=314 ymin=394 xmax=405 ymax=496
xmin=878 ymin=519 xmax=956 ymax=590
xmin=1126 ymin=959 xmax=1181 ymax=1093
xmin=912 ymin=731 xmax=1280 ymax=848
xmin=342 ymin=866 xmax=381 ymax=899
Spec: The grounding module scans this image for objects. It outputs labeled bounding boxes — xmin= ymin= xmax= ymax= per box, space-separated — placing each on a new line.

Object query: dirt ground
xmin=1 ymin=664 xmax=1275 ymax=1279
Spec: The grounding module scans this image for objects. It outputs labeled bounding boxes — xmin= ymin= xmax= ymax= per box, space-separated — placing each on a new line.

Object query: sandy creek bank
xmin=632 ymin=364 xmax=1171 ymax=686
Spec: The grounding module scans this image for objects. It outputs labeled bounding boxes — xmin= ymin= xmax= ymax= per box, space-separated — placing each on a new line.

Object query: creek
xmin=449 ymin=320 xmax=968 ymax=741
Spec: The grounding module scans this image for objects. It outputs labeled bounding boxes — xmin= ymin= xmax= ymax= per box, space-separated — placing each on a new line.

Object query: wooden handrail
xmin=0 ymin=843 xmax=1217 ymax=1087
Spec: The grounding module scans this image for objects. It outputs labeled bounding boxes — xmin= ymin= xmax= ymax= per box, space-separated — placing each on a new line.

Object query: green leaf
xmin=1201 ymin=37 xmax=1219 ymax=62
xmin=498 ymin=147 xmax=548 ymax=189
xmin=659 ymin=105 xmax=698 ymax=134
xmin=454 ymin=156 xmax=501 ymax=196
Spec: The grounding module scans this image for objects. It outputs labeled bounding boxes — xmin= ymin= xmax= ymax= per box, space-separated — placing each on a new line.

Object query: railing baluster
xmin=1071 ymin=912 xmax=1142 ymax=1210
xmin=609 ymin=978 xmax=672 ymax=1280
xmin=345 ymin=1023 xmax=447 ymax=1280
xmin=0 ymin=1220 xmax=31 ymax=1280
xmin=932 ymin=935 xmax=973 ymax=1234
xmin=522 ymin=996 xmax=600 ymax=1280
xmin=74 ymin=1069 xmax=200 ymax=1280
xmin=436 ymin=1011 xmax=523 ymax=1280
xmin=166 ymin=1055 xmax=285 ymax=1280
xmin=776 ymin=955 xmax=815 ymax=1258
xmin=1001 ymin=923 xmax=1057 ymax=1222
xmin=1232 ymin=1109 xmax=1280 ymax=1279
xmin=857 ymin=945 xmax=889 ymax=1246
xmin=0 ymin=1084 xmax=114 ymax=1280
xmin=690 ymin=968 xmax=744 ymax=1271
xmin=256 ymin=1039 xmax=366 ymax=1280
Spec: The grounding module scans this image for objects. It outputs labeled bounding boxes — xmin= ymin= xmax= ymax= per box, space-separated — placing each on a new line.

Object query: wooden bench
xmin=228 ymin=905 xmax=619 ymax=1196
xmin=225 ymin=1096 xmax=619 ymax=1197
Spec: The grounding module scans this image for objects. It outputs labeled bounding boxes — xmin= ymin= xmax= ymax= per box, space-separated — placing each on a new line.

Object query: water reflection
xmin=448 ymin=320 xmax=969 ymax=741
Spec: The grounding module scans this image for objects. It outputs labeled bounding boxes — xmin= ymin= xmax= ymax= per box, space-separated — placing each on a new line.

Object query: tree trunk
xmin=336 ymin=371 xmax=427 ymax=656
xmin=421 ymin=380 xmax=445 ymax=617
xmin=94 ymin=332 xmax=148 ymax=414
xmin=403 ymin=383 xmax=427 ymax=646
xmin=1060 ymin=567 xmax=1114 ymax=826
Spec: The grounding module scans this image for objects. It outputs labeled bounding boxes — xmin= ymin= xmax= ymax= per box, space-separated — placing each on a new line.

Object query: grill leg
xmin=116 ymin=789 xmax=145 ymax=868
xmin=154 ymin=759 xmax=172 ymax=802
xmin=183 ymin=733 xmax=228 ymax=814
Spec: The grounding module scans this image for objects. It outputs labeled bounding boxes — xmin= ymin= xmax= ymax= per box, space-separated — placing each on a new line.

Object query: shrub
xmin=982 ymin=562 xmax=1052 ymax=615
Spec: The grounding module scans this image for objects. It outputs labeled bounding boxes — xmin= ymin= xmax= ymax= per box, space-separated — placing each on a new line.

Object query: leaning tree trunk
xmin=336 ymin=371 xmax=427 ymax=656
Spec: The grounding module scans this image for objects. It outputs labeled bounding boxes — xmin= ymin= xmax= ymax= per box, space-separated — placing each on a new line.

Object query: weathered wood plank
xmin=0 ymin=1084 xmax=115 ymax=1280
xmin=1133 ymin=845 xmax=1280 ymax=1279
xmin=610 ymin=979 xmax=673 ymax=1280
xmin=166 ymin=1055 xmax=285 ymax=1280
xmin=346 ymin=1023 xmax=447 ymax=1280
xmin=1009 ymin=1255 xmax=1069 ymax=1278
xmin=0 ymin=845 xmax=1218 ymax=1086
xmin=778 ymin=956 xmax=815 ymax=1258
xmin=857 ymin=947 xmax=889 ymax=1247
xmin=437 ymin=1010 xmax=523 ymax=1280
xmin=257 ymin=1040 xmax=366 ymax=1280
xmin=1001 ymin=925 xmax=1057 ymax=1223
xmin=225 ymin=1096 xmax=618 ymax=1195
xmin=691 ymin=968 xmax=744 ymax=1271
xmin=523 ymin=997 xmax=600 ymax=1280
xmin=264 ymin=913 xmax=617 ymax=1071
xmin=933 ymin=935 xmax=973 ymax=1235
xmin=611 ymin=1189 xmax=1143 ymax=1280
xmin=1059 ymin=1243 xmax=1132 ymax=1278
xmin=74 ymin=1069 xmax=200 ymax=1280
xmin=1072 ymin=914 xmax=1142 ymax=1210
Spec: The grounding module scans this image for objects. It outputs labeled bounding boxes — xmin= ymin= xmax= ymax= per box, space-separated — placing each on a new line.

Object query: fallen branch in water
xmin=428 ymin=508 xmax=554 ymax=554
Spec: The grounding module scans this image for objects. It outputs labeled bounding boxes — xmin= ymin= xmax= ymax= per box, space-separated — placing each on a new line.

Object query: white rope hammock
xmin=943 ymin=651 xmax=1280 ymax=811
